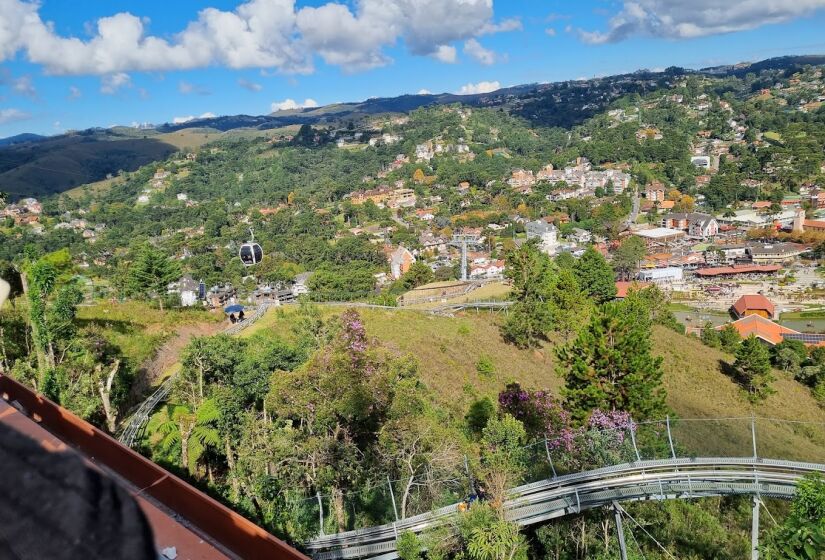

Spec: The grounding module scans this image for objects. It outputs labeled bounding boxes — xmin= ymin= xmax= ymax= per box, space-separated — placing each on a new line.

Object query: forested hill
xmin=3 ymin=54 xmax=822 ymax=199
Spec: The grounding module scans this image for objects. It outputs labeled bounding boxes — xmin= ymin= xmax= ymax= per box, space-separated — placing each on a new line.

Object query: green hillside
xmin=0 ymin=133 xmax=177 ymax=198
xmin=247 ymin=305 xmax=825 ymax=461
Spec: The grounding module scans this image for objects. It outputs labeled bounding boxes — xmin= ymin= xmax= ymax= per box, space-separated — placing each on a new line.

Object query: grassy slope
xmin=76 ymin=301 xmax=221 ymax=367
xmin=247 ymin=305 xmax=825 ymax=461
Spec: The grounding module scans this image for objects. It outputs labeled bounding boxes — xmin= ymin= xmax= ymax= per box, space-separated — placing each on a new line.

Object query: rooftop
xmin=695 ymin=264 xmax=781 ymax=277
xmin=732 ymin=294 xmax=776 ymax=317
xmin=634 ymin=227 xmax=686 ymax=239
xmin=718 ymin=315 xmax=798 ymax=345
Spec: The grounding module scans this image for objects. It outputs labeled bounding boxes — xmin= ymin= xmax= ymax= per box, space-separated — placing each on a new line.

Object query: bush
xmin=465 ymin=397 xmax=495 ymax=436
xmin=396 ymin=531 xmax=422 ymax=560
xmin=476 ymin=355 xmax=496 ymax=377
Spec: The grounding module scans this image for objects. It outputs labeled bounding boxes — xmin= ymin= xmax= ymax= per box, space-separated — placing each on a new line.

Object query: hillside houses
xmin=661 ymin=213 xmax=719 ymax=238
xmin=349 ymin=186 xmax=417 ymax=208
xmin=2 ymin=197 xmax=42 ymax=225
xmin=536 ymin=159 xmax=631 ymax=194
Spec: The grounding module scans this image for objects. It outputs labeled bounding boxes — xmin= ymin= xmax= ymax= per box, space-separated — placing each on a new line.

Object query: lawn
xmin=247 ymin=304 xmax=825 ymax=461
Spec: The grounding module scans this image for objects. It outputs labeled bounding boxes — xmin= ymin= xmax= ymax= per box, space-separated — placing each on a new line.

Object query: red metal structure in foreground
xmin=0 ymin=374 xmax=307 ymax=560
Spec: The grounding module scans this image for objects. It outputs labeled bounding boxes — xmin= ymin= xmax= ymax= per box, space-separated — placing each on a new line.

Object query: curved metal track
xmin=118 ymin=303 xmax=272 ymax=446
xmin=306 ymin=457 xmax=825 ymax=560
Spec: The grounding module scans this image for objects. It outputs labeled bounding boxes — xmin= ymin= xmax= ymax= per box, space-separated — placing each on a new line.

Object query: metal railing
xmin=303 ymin=416 xmax=825 ymax=559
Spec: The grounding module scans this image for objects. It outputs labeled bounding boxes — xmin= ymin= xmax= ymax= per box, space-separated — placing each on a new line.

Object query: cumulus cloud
xmin=463 ymin=38 xmax=496 ymax=65
xmin=456 ymin=80 xmax=500 ymax=95
xmin=270 ymin=98 xmax=318 ymax=112
xmin=0 ymin=108 xmax=30 ymax=124
xmin=579 ymin=0 xmax=825 ymax=43
xmin=172 ymin=111 xmax=216 ymax=124
xmin=179 ymin=80 xmax=210 ymax=95
xmin=417 ymin=88 xmax=432 ymax=95
xmin=68 ymin=85 xmax=82 ymax=99
xmin=100 ymin=72 xmax=131 ymax=94
xmin=545 ymin=27 xmax=557 ymax=36
xmin=238 ymin=78 xmax=263 ymax=92
xmin=0 ymin=0 xmax=514 ymax=75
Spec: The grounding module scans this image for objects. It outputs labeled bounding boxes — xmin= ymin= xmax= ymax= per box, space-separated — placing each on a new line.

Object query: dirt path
xmin=127 ymin=321 xmax=225 ymax=405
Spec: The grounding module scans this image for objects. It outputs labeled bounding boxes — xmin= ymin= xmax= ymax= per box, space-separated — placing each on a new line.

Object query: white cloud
xmin=417 ymin=88 xmax=432 ymax=95
xmin=0 ymin=0 xmax=514 ymax=75
xmin=545 ymin=27 xmax=557 ymax=37
xmin=68 ymin=85 xmax=82 ymax=99
xmin=179 ymin=80 xmax=210 ymax=95
xmin=579 ymin=0 xmax=825 ymax=44
xmin=0 ymin=108 xmax=30 ymax=124
xmin=238 ymin=78 xmax=263 ymax=92
xmin=270 ymin=98 xmax=318 ymax=112
xmin=100 ymin=72 xmax=131 ymax=94
xmin=172 ymin=111 xmax=217 ymax=124
xmin=479 ymin=17 xmax=522 ymax=34
xmin=463 ymin=38 xmax=496 ymax=65
xmin=456 ymin=80 xmax=500 ymax=95
xmin=431 ymin=45 xmax=457 ymax=64
xmin=12 ymin=74 xmax=36 ymax=98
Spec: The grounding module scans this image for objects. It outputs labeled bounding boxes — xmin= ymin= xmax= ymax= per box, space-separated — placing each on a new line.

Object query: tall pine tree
xmin=547 ymin=268 xmax=591 ymax=341
xmin=127 ymin=244 xmax=181 ymax=310
xmin=557 ymin=301 xmax=667 ymax=424
xmin=734 ymin=335 xmax=775 ymax=401
xmin=574 ymin=246 xmax=616 ymax=304
xmin=501 ymin=242 xmax=555 ymax=348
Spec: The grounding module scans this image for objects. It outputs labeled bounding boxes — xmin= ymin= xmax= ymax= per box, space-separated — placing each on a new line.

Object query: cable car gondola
xmin=239 ymin=228 xmax=263 ymax=267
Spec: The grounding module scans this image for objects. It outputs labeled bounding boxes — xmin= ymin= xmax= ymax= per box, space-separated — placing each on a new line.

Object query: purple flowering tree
xmin=498 ymin=383 xmax=576 ymax=451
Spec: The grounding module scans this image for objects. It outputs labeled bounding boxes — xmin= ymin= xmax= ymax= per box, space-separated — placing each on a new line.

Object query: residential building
xmin=469 ymin=259 xmax=505 ymax=279
xmin=292 ymin=272 xmax=312 ymax=296
xmin=691 ymin=155 xmax=711 ymax=168
xmin=525 ymin=219 xmax=558 ymax=255
xmin=508 ymin=169 xmax=536 ymax=188
xmin=661 ymin=213 xmax=718 ymax=238
xmin=176 ymin=274 xmax=199 ymax=307
xmin=389 ymin=245 xmax=415 ymax=279
xmin=644 ymin=184 xmax=665 ymax=202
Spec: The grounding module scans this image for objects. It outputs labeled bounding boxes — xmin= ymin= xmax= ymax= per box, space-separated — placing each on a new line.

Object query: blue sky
xmin=2 ymin=0 xmax=825 ymax=136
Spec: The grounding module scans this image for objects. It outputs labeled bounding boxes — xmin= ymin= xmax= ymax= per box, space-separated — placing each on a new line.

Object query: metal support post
xmin=544 ymin=439 xmax=558 ymax=479
xmin=629 ymin=420 xmax=641 ymax=462
xmin=751 ymin=414 xmax=758 ymax=459
xmin=388 ymin=476 xmax=400 ymax=524
xmin=751 ymin=495 xmax=760 ymax=560
xmin=613 ymin=502 xmax=628 ymax=560
xmin=464 ymin=454 xmax=473 ymax=495
xmin=317 ymin=492 xmax=325 ymax=536
xmin=666 ymin=415 xmax=676 ymax=459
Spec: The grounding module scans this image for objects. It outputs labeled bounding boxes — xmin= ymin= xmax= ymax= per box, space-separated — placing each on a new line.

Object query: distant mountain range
xmin=0 ymin=133 xmax=47 ymax=147
xmin=2 ymin=54 xmax=823 ymax=200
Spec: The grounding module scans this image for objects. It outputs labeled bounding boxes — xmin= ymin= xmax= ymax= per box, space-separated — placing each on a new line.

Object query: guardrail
xmin=306 ymin=457 xmax=822 ymax=560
